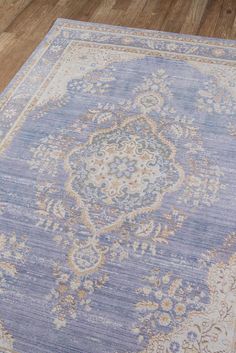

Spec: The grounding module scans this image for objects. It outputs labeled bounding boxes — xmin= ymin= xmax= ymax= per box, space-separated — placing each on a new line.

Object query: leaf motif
xmin=135 ymin=301 xmax=159 ymax=311
xmin=136 ymin=221 xmax=154 ymax=238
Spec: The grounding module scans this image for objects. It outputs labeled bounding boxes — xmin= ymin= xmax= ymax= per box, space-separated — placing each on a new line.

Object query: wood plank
xmin=180 ymin=0 xmax=208 ymax=34
xmin=127 ymin=0 xmax=151 ymax=27
xmin=0 ymin=36 xmax=34 ymax=92
xmin=5 ymin=0 xmax=59 ymax=37
xmin=75 ymin=0 xmax=102 ymax=22
xmin=130 ymin=0 xmax=163 ymax=29
xmin=26 ymin=0 xmax=88 ymax=40
xmin=112 ymin=0 xmax=132 ymax=11
xmin=0 ymin=0 xmax=33 ymax=33
xmin=161 ymin=0 xmax=193 ymax=33
xmin=0 ymin=0 xmax=235 ymax=93
xmin=0 ymin=32 xmax=15 ymax=53
xmin=89 ymin=0 xmax=116 ymax=23
xmin=231 ymin=15 xmax=236 ymax=38
xmin=213 ymin=0 xmax=236 ymax=39
xmin=198 ymin=0 xmax=223 ymax=37
xmin=59 ymin=0 xmax=95 ymax=21
xmin=148 ymin=0 xmax=174 ymax=29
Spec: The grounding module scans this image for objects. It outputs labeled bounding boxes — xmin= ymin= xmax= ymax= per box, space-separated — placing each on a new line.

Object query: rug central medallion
xmin=65 ymin=117 xmax=184 ymax=235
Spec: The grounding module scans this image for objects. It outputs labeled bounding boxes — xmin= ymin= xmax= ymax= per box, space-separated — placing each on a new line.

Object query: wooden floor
xmin=0 ymin=0 xmax=236 ymax=92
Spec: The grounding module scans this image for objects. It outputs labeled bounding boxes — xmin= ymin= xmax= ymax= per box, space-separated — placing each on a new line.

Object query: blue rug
xmin=0 ymin=19 xmax=236 ymax=353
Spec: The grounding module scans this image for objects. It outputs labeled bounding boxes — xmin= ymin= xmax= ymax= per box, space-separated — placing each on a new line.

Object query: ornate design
xmin=191 ymin=61 xmax=236 ymax=140
xmin=68 ymin=239 xmax=104 ymax=276
xmin=46 ymin=258 xmax=109 ymax=329
xmin=0 ymin=232 xmax=28 ymax=294
xmin=0 ymin=321 xmax=14 ymax=352
xmin=1 ymin=22 xmax=235 ymax=155
xmin=0 ymin=232 xmax=28 ymax=352
xmin=0 ymin=18 xmax=235 ymax=353
xmin=137 ymin=254 xmax=236 ymax=353
xmin=228 ymin=123 xmax=236 ymax=137
xmin=65 ymin=116 xmax=184 ymax=235
xmin=133 ymin=70 xmax=172 ymax=114
xmin=28 ymin=68 xmax=224 ymax=328
xmin=132 ymin=269 xmax=208 ymax=343
xmin=197 ymin=80 xmax=236 ymax=115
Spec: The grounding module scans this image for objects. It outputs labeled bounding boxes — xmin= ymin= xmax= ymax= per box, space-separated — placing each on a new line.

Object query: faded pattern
xmin=0 ymin=19 xmax=236 ymax=353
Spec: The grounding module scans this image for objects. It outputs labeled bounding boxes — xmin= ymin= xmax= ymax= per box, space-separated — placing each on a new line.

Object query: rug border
xmin=55 ymin=18 xmax=236 ymax=48
xmin=0 ymin=18 xmax=235 ymax=156
xmin=1 ymin=17 xmax=235 ymax=102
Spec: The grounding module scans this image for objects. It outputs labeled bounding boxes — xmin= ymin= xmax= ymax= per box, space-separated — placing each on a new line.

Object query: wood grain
xmin=161 ymin=0 xmax=193 ymax=33
xmin=213 ymin=0 xmax=236 ymax=39
xmin=0 ymin=0 xmax=32 ymax=33
xmin=198 ymin=0 xmax=224 ymax=37
xmin=0 ymin=0 xmax=235 ymax=92
xmin=180 ymin=0 xmax=208 ymax=34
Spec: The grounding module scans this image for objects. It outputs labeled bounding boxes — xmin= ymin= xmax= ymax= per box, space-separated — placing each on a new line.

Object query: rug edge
xmin=54 ymin=17 xmax=236 ymax=47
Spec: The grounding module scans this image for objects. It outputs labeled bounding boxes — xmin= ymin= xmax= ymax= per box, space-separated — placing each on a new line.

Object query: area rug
xmin=0 ymin=18 xmax=236 ymax=353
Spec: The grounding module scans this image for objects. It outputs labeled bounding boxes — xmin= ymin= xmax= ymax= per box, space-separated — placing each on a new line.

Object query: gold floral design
xmin=137 ymin=254 xmax=236 ymax=353
xmin=192 ymin=61 xmax=236 ymax=139
xmin=197 ymin=80 xmax=236 ymax=115
xmin=46 ymin=254 xmax=109 ymax=329
xmin=29 ymin=70 xmax=224 ymax=328
xmin=86 ymin=102 xmax=128 ymax=128
xmin=0 ymin=321 xmax=14 ymax=352
xmin=133 ymin=70 xmax=172 ymax=114
xmin=0 ymin=232 xmax=28 ymax=352
xmin=0 ymin=233 xmax=28 ymax=293
xmin=0 ymin=17 xmax=235 ymax=352
xmin=65 ymin=116 xmax=184 ymax=236
xmin=110 ymin=208 xmax=187 ymax=261
xmin=132 ymin=268 xmax=208 ymax=343
xmin=199 ymin=232 xmax=236 ymax=268
xmin=67 ymin=69 xmax=115 ymax=96
xmin=228 ymin=123 xmax=236 ymax=137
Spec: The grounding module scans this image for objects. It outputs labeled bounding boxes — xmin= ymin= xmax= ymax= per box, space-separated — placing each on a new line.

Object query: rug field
xmin=0 ymin=18 xmax=236 ymax=353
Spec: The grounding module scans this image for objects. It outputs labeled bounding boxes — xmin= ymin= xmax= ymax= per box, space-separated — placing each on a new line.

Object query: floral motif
xmin=0 ymin=17 xmax=235 ymax=353
xmin=46 ymin=255 xmax=109 ymax=329
xmin=0 ymin=232 xmax=28 ymax=351
xmin=137 ymin=254 xmax=236 ymax=353
xmin=199 ymin=232 xmax=236 ymax=268
xmin=65 ymin=116 xmax=184 ymax=234
xmin=87 ymin=102 xmax=124 ymax=127
xmin=0 ymin=232 xmax=28 ymax=293
xmin=67 ymin=69 xmax=115 ymax=95
xmin=228 ymin=122 xmax=236 ymax=137
xmin=0 ymin=321 xmax=14 ymax=352
xmin=29 ymin=71 xmax=224 ymax=329
xmin=132 ymin=269 xmax=208 ymax=343
xmin=68 ymin=239 xmax=104 ymax=276
xmin=134 ymin=70 xmax=172 ymax=114
xmin=136 ymin=92 xmax=164 ymax=113
xmin=193 ymin=63 xmax=236 ymax=142
xmin=109 ymin=156 xmax=137 ymax=178
xmin=211 ymin=48 xmax=225 ymax=57
xmin=197 ymin=80 xmax=236 ymax=115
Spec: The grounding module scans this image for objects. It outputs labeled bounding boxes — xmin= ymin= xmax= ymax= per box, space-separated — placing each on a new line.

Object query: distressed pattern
xmin=0 ymin=19 xmax=236 ymax=353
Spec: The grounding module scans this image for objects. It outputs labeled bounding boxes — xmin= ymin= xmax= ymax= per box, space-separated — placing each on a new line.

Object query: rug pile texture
xmin=0 ymin=18 xmax=236 ymax=353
